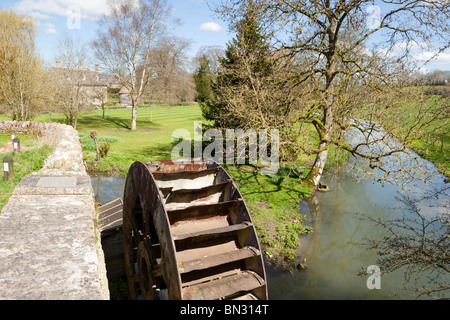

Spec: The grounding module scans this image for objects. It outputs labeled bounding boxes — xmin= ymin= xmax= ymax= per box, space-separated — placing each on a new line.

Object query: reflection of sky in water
xmin=345 ymin=120 xmax=449 ymax=220
xmin=91 ymin=174 xmax=126 ymax=205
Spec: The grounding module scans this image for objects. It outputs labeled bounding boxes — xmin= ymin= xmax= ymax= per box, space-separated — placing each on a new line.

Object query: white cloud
xmin=414 ymin=51 xmax=450 ymax=66
xmin=200 ymin=22 xmax=222 ymax=32
xmin=13 ymin=0 xmax=109 ymax=21
xmin=28 ymin=11 xmax=53 ymax=20
xmin=43 ymin=22 xmax=57 ymax=34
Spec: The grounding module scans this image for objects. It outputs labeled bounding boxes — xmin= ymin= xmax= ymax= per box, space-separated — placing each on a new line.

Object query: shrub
xmin=99 ymin=141 xmax=111 ymax=158
xmin=79 ymin=133 xmax=117 ymax=152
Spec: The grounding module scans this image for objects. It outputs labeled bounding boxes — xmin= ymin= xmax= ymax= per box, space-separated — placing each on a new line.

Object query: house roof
xmin=50 ymin=66 xmax=109 ymax=87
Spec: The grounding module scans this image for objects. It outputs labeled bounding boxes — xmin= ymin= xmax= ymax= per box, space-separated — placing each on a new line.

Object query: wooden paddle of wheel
xmin=123 ymin=160 xmax=268 ymax=300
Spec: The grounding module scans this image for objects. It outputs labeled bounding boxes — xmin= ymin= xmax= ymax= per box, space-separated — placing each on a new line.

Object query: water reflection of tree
xmin=299 ymin=195 xmax=322 ymax=266
xmin=361 ymin=188 xmax=449 ymax=299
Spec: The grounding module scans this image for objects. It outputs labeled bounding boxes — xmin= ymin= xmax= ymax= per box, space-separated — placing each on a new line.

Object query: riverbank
xmin=354 ymin=86 xmax=449 ymax=178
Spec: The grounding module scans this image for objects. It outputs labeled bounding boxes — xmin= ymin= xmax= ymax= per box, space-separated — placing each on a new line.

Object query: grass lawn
xmin=224 ymin=165 xmax=313 ymax=263
xmin=33 ymin=105 xmax=206 ymax=175
xmin=0 ymin=134 xmax=52 ymax=210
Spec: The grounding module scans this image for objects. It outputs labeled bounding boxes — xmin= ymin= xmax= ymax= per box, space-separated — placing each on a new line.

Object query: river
xmin=91 ymin=150 xmax=449 ymax=300
xmin=266 ymin=122 xmax=449 ymax=300
xmin=266 ymin=165 xmax=448 ymax=300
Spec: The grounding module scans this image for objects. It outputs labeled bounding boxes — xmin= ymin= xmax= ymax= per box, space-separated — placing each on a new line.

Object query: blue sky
xmin=0 ymin=0 xmax=233 ymax=66
xmin=1 ymin=0 xmax=449 ymax=71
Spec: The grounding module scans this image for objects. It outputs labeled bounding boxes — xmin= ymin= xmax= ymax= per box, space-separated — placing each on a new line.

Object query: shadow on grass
xmin=224 ymin=164 xmax=311 ymax=203
xmin=140 ymin=140 xmax=180 ymax=160
xmin=74 ymin=114 xmax=164 ymax=132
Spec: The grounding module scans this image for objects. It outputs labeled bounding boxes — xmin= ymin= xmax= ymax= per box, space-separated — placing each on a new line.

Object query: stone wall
xmin=0 ymin=120 xmax=86 ymax=175
xmin=0 ymin=120 xmax=110 ymax=300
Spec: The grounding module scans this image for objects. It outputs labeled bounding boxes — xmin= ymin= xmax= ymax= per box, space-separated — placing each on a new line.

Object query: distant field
xmin=394 ymin=89 xmax=449 ymax=177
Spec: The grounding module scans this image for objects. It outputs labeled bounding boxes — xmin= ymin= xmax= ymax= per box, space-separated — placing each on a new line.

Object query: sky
xmin=0 ymin=0 xmax=233 ymax=68
xmin=1 ymin=0 xmax=449 ymax=72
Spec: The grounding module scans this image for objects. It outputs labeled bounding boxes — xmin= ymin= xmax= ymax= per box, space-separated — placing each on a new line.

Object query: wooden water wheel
xmin=122 ymin=160 xmax=267 ymax=300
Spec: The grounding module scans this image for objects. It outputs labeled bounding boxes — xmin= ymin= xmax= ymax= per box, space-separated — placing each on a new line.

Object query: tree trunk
xmin=305 ymin=110 xmax=332 ymax=189
xmin=74 ymin=112 xmax=78 ymax=130
xmin=131 ymin=104 xmax=138 ymax=131
xmin=305 ymin=79 xmax=335 ymax=189
xmin=305 ymin=38 xmax=337 ymax=189
xmin=95 ymin=140 xmax=100 ymax=161
xmin=305 ymin=145 xmax=329 ymax=188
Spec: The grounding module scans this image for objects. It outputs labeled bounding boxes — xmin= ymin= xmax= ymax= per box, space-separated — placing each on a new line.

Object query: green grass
xmin=225 ymin=164 xmax=313 ymax=264
xmin=33 ymin=106 xmax=206 ymax=175
xmin=390 ymin=88 xmax=449 ymax=177
xmin=0 ymin=135 xmax=53 ymax=210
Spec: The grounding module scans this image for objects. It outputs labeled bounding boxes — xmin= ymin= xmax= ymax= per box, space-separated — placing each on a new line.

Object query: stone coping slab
xmin=12 ymin=175 xmax=93 ymax=196
xmin=0 ymin=174 xmax=109 ymax=300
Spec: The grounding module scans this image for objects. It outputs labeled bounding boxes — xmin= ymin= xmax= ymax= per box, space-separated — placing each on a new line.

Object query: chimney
xmin=95 ymin=64 xmax=100 ymax=73
xmin=55 ymin=60 xmax=61 ymax=68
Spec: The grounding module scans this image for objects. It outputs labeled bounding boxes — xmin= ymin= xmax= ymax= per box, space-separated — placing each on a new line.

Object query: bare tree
xmin=92 ymin=0 xmax=176 ymax=130
xmin=145 ymin=36 xmax=196 ymax=106
xmin=50 ymin=34 xmax=90 ymax=129
xmin=216 ymin=0 xmax=450 ymax=189
xmin=194 ymin=45 xmax=225 ymax=76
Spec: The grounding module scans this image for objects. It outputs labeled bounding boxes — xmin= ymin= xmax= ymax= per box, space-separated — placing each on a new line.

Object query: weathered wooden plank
xmin=232 ymin=293 xmax=258 ymax=300
xmin=172 ymin=221 xmax=252 ymax=241
xmin=178 ymin=246 xmax=260 ymax=274
xmin=167 ymin=200 xmax=243 ymax=226
xmin=153 ymin=167 xmax=219 ymax=191
xmin=164 ymin=181 xmax=232 ymax=211
xmin=181 ymin=270 xmax=265 ymax=300
xmin=98 ymin=198 xmax=123 ymax=232
xmin=99 ymin=198 xmax=123 ymax=212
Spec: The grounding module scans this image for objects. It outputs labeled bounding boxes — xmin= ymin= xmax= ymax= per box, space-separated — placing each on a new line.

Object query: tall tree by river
xmin=215 ymin=0 xmax=450 ymax=189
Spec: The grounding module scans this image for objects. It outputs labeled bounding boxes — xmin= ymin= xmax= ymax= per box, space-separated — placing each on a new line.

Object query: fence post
xmin=3 ymin=156 xmax=13 ymax=181
xmin=13 ymin=138 xmax=20 ymax=156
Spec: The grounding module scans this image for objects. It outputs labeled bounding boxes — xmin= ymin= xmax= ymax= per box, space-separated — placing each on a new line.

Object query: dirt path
xmin=0 ymin=141 xmax=35 ymax=154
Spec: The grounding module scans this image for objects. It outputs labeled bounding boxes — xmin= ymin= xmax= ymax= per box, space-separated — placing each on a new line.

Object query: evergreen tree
xmin=194 ymin=55 xmax=213 ymax=103
xmin=203 ymin=0 xmax=276 ymax=128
